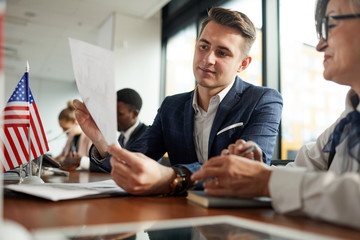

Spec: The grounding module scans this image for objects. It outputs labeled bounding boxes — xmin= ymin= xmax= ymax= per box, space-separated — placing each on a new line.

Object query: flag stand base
xmin=20 ymin=176 xmax=44 ymax=184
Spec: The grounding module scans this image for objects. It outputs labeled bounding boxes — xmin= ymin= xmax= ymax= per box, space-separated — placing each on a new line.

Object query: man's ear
xmin=237 ymin=56 xmax=252 ymax=73
xmin=131 ymin=109 xmax=139 ymax=118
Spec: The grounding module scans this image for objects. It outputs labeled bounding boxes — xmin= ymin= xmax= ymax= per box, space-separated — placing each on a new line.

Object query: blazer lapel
xmin=208 ymin=77 xmax=243 ymax=157
xmin=184 ymin=92 xmax=195 ymax=157
xmin=126 ymin=123 xmax=142 ymax=147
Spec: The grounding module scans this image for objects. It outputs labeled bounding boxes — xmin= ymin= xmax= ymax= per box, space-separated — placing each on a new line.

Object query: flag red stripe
xmin=30 ymin=118 xmax=41 ymax=156
xmin=30 ymin=137 xmax=37 ymax=160
xmin=15 ymin=126 xmax=29 ymax=161
xmin=32 ymin=103 xmax=49 ymax=151
xmin=4 ymin=115 xmax=30 ymax=120
xmin=23 ymin=125 xmax=35 ymax=161
xmin=4 ymin=128 xmax=22 ymax=166
xmin=3 ymin=124 xmax=29 ymax=128
xmin=0 ymin=137 xmax=10 ymax=170
xmin=3 ymin=146 xmax=14 ymax=170
xmin=4 ymin=106 xmax=29 ymax=111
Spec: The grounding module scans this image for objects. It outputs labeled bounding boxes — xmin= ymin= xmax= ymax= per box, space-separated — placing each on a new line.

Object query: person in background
xmin=192 ymin=0 xmax=360 ymax=229
xmin=74 ymin=7 xmax=283 ymax=196
xmin=116 ymin=88 xmax=147 ymax=148
xmin=89 ymin=88 xmax=148 ymax=172
xmin=56 ymin=101 xmax=92 ymax=171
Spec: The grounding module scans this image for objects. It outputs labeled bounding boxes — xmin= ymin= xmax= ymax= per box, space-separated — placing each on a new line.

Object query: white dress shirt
xmin=193 ymin=80 xmax=235 ymax=163
xmin=269 ymin=89 xmax=360 ymax=229
xmin=120 ymin=120 xmax=140 ymax=146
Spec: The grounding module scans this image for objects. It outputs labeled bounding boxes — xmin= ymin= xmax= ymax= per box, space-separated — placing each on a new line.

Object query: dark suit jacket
xmin=90 ymin=76 xmax=283 ymax=173
xmin=89 ymin=122 xmax=148 ymax=172
xmin=121 ymin=122 xmax=148 ymax=148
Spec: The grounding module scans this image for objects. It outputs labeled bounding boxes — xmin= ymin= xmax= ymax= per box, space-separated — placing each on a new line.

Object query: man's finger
xmin=73 ymin=99 xmax=86 ymax=110
xmin=191 ymin=166 xmax=225 ymax=182
xmin=108 ymin=145 xmax=143 ymax=170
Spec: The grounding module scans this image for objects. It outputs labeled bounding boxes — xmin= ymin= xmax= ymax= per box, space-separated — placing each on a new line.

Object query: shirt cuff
xmin=90 ymin=145 xmax=107 ymax=163
xmin=79 ymin=156 xmax=90 ymax=170
xmin=175 ymin=162 xmax=202 ymax=174
xmin=269 ymin=166 xmax=307 ymax=213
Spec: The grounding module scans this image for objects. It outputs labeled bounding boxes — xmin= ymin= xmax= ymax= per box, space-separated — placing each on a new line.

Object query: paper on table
xmin=68 ymin=38 xmax=117 ymax=145
xmin=5 ymin=179 xmax=127 ymax=201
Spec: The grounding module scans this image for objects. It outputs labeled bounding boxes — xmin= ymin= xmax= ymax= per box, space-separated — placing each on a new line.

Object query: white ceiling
xmin=4 ymin=0 xmax=170 ymax=82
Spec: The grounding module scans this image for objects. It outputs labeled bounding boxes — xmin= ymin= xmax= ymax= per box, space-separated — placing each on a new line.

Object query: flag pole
xmin=19 ymin=62 xmax=30 ymax=182
xmin=25 ymin=61 xmax=33 ymax=178
xmin=20 ymin=61 xmax=44 ymax=184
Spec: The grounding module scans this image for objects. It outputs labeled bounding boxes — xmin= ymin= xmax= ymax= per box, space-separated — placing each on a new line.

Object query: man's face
xmin=193 ymin=21 xmax=250 ymax=94
xmin=117 ymin=102 xmax=137 ymax=132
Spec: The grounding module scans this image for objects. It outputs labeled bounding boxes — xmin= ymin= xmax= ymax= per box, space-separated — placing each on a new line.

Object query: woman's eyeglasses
xmin=319 ymin=14 xmax=360 ymax=41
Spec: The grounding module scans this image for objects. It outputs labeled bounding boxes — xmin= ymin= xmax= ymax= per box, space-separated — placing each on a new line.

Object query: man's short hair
xmin=117 ymin=88 xmax=142 ymax=111
xmin=199 ymin=7 xmax=256 ymax=56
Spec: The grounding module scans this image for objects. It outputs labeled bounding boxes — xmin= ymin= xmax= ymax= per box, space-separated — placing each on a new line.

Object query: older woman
xmin=192 ymin=0 xmax=360 ymax=229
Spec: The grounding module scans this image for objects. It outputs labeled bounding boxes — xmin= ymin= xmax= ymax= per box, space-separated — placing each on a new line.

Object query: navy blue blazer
xmin=89 ymin=122 xmax=148 ymax=172
xmin=90 ymin=76 xmax=283 ymax=173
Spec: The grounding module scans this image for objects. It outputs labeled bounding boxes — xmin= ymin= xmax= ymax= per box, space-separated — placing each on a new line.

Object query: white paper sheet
xmin=69 ymin=38 xmax=117 ymax=145
xmin=5 ymin=179 xmax=127 ymax=201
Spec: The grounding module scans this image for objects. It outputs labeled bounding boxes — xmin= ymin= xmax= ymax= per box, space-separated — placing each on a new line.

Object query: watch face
xmin=170 ymin=167 xmax=191 ymax=195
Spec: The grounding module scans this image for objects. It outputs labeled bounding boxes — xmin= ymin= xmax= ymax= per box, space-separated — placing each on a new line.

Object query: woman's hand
xmin=222 ymin=139 xmax=263 ymax=162
xmin=191 ymin=154 xmax=271 ymax=198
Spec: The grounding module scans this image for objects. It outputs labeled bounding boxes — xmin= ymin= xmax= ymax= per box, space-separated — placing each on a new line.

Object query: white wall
xmin=113 ymin=13 xmax=161 ymax=126
xmin=3 ymin=12 xmax=162 ymax=156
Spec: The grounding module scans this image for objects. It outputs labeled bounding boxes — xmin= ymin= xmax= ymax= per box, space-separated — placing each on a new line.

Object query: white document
xmin=5 ymin=179 xmax=127 ymax=201
xmin=69 ymin=38 xmax=117 ymax=145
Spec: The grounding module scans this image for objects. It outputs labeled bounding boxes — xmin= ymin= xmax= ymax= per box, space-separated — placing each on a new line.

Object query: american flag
xmin=0 ymin=72 xmax=49 ymax=172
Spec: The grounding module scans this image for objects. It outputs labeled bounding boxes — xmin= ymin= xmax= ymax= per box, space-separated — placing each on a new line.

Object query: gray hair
xmin=315 ymin=0 xmax=360 ymax=36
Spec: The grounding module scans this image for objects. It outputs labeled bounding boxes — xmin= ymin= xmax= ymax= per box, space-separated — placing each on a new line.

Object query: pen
xmin=238 ymin=145 xmax=256 ymax=157
xmin=71 ymin=145 xmax=76 ymax=156
xmin=47 ymin=125 xmax=78 ymax=143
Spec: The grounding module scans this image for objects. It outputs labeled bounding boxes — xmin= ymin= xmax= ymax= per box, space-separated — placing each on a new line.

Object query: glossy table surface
xmin=3 ymin=171 xmax=360 ymax=239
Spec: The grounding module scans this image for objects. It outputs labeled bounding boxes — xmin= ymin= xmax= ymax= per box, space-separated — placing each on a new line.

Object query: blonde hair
xmin=58 ymin=101 xmax=76 ymax=122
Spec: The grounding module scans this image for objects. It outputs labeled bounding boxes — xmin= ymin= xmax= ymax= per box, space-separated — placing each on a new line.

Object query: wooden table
xmin=4 ymin=171 xmax=360 ymax=239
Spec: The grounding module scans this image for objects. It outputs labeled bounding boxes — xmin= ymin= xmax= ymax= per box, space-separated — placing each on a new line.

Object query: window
xmin=165 ymin=24 xmax=197 ymax=96
xmin=221 ymin=0 xmax=263 ymax=86
xmin=279 ymin=0 xmax=349 ymax=159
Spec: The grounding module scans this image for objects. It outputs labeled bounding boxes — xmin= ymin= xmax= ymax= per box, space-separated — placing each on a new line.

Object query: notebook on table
xmin=186 ymin=190 xmax=272 ymax=208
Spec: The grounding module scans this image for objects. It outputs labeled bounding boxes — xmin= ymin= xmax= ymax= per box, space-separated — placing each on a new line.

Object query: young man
xmin=191 ymin=0 xmax=360 ymax=230
xmin=74 ymin=7 xmax=282 ymax=195
xmin=115 ymin=88 xmax=147 ymax=148
xmin=89 ymin=88 xmax=147 ymax=172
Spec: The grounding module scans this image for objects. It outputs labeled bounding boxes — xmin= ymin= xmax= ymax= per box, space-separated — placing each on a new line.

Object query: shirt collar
xmin=121 ymin=120 xmax=140 ymax=140
xmin=192 ymin=78 xmax=235 ymax=113
xmin=346 ymin=89 xmax=360 ymax=112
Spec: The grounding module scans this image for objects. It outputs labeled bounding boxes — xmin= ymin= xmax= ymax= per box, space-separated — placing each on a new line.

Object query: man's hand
xmin=191 ymin=154 xmax=271 ymax=198
xmin=222 ymin=139 xmax=263 ymax=162
xmin=108 ymin=145 xmax=176 ymax=195
xmin=73 ymin=99 xmax=108 ymax=158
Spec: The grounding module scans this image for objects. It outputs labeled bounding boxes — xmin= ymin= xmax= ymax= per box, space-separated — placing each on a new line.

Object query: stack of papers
xmin=5 ymin=179 xmax=127 ymax=201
